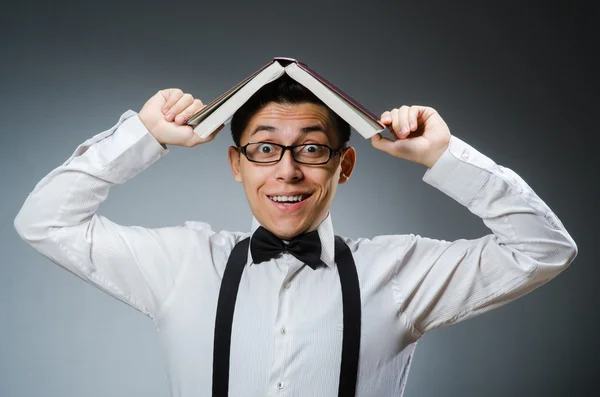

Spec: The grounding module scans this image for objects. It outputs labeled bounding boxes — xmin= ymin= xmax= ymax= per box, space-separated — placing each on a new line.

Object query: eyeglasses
xmin=239 ymin=142 xmax=344 ymax=165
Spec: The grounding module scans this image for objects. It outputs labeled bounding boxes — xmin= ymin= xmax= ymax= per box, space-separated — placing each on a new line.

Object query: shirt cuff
xmin=422 ymin=135 xmax=496 ymax=206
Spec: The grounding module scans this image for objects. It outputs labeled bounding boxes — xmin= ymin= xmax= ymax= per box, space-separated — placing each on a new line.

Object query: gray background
xmin=1 ymin=0 xmax=597 ymax=396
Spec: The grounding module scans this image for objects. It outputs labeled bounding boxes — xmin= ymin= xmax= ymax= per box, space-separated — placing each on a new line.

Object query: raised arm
xmin=371 ymin=106 xmax=577 ymax=335
xmin=13 ymin=89 xmax=222 ymax=320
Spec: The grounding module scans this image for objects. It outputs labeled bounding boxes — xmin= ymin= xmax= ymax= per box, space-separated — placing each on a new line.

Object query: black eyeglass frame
xmin=238 ymin=141 xmax=346 ymax=165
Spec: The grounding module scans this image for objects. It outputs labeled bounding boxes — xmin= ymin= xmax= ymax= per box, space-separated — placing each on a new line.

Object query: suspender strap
xmin=212 ymin=237 xmax=250 ymax=397
xmin=212 ymin=235 xmax=361 ymax=397
xmin=334 ymin=235 xmax=361 ymax=397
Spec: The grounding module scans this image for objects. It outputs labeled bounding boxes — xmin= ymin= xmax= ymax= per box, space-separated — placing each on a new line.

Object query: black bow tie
xmin=250 ymin=226 xmax=325 ymax=269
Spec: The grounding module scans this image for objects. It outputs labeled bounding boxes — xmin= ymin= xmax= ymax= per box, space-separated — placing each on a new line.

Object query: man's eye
xmin=258 ymin=143 xmax=275 ymax=153
xmin=302 ymin=145 xmax=321 ymax=153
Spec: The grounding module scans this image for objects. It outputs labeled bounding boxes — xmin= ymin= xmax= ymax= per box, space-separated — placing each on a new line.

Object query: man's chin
xmin=265 ymin=220 xmax=309 ymax=240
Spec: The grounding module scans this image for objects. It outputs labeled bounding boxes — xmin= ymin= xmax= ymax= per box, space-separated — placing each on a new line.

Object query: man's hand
xmin=138 ymin=89 xmax=224 ymax=147
xmin=371 ymin=105 xmax=451 ymax=168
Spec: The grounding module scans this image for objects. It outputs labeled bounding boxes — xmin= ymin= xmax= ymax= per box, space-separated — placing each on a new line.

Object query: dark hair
xmin=230 ymin=74 xmax=350 ymax=147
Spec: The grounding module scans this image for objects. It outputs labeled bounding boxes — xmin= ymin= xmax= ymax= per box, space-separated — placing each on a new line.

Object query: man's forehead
xmin=242 ymin=102 xmax=338 ymax=144
xmin=250 ymin=102 xmax=331 ymax=125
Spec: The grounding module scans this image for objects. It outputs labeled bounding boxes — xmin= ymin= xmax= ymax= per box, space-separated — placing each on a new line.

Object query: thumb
xmin=188 ymin=124 xmax=225 ymax=147
xmin=371 ymin=133 xmax=424 ymax=162
xmin=370 ymin=133 xmax=396 ymax=155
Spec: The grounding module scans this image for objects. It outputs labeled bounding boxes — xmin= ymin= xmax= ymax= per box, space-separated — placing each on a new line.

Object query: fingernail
xmin=175 ymin=115 xmax=184 ymax=123
xmin=166 ymin=112 xmax=175 ymax=121
xmin=162 ymin=107 xmax=169 ymax=114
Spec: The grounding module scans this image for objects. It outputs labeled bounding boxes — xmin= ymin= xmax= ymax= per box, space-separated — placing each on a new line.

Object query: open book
xmin=186 ymin=57 xmax=386 ymax=139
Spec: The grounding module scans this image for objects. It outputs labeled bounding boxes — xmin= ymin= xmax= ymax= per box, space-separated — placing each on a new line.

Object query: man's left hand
xmin=371 ymin=105 xmax=451 ymax=168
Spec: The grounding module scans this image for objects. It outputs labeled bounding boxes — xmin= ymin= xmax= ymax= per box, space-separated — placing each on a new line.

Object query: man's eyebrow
xmin=300 ymin=125 xmax=327 ymax=133
xmin=250 ymin=125 xmax=277 ymax=136
xmin=250 ymin=124 xmax=327 ymax=136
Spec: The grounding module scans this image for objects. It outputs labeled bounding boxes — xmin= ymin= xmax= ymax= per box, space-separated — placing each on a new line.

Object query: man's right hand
xmin=138 ymin=88 xmax=224 ymax=147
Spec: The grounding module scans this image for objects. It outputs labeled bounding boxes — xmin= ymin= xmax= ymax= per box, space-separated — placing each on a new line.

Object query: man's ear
xmin=338 ymin=147 xmax=356 ymax=184
xmin=228 ymin=146 xmax=243 ymax=183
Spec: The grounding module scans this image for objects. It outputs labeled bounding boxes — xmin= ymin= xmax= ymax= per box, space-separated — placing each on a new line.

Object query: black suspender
xmin=334 ymin=236 xmax=361 ymax=397
xmin=212 ymin=236 xmax=361 ymax=397
xmin=212 ymin=238 xmax=250 ymax=397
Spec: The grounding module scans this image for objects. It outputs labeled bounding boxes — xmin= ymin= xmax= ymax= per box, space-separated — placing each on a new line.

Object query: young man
xmin=14 ymin=76 xmax=577 ymax=397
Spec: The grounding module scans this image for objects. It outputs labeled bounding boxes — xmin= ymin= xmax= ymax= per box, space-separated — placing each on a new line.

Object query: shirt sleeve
xmin=393 ymin=135 xmax=578 ymax=336
xmin=13 ymin=110 xmax=199 ymax=321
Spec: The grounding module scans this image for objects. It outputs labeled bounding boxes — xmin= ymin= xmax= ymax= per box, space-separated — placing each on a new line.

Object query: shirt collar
xmin=248 ymin=212 xmax=336 ymax=268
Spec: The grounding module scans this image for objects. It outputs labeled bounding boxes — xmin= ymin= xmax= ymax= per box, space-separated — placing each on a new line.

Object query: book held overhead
xmin=186 ymin=57 xmax=387 ymax=139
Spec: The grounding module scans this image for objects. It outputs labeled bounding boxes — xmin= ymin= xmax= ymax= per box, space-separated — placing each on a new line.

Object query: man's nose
xmin=274 ymin=149 xmax=303 ymax=181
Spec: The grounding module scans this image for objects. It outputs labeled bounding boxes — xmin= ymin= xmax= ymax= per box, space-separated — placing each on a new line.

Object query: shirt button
xmin=461 ymin=152 xmax=469 ymax=160
xmin=277 ymin=381 xmax=285 ymax=389
xmin=280 ymin=326 xmax=287 ymax=335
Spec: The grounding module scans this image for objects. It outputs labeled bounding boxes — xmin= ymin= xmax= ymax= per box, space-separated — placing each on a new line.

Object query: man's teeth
xmin=269 ymin=195 xmax=305 ymax=202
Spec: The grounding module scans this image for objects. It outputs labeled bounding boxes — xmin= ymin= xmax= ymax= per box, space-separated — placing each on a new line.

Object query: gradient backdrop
xmin=1 ymin=1 xmax=597 ymax=396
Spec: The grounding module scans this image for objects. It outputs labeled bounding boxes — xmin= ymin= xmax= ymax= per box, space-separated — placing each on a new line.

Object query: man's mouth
xmin=267 ymin=194 xmax=312 ymax=204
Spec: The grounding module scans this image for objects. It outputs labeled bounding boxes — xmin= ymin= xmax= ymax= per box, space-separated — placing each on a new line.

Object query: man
xmin=14 ymin=75 xmax=577 ymax=397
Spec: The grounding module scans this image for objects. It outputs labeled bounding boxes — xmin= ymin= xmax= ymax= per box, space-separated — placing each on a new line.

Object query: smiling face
xmin=228 ymin=101 xmax=356 ymax=240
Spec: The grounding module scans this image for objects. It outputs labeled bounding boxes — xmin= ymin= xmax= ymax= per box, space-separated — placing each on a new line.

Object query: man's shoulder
xmin=336 ymin=233 xmax=419 ymax=253
xmin=183 ymin=220 xmax=251 ymax=246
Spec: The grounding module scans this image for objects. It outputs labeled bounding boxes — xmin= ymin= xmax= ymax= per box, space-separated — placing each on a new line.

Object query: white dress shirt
xmin=14 ymin=110 xmax=578 ymax=397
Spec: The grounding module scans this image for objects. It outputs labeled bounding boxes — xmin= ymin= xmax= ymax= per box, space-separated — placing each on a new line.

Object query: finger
xmin=166 ymin=93 xmax=194 ymax=122
xmin=161 ymin=89 xmax=184 ymax=115
xmin=408 ymin=106 xmax=421 ymax=132
xmin=397 ymin=105 xmax=411 ymax=138
xmin=391 ymin=108 xmax=401 ymax=138
xmin=380 ymin=111 xmax=392 ymax=125
xmin=175 ymin=98 xmax=205 ymax=125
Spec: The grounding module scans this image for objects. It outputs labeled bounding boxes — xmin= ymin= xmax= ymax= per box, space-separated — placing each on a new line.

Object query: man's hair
xmin=230 ymin=75 xmax=351 ymax=148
